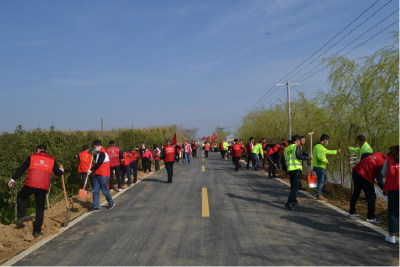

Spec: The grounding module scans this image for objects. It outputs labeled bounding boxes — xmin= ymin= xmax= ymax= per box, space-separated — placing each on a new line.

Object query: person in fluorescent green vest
xmin=284 ymin=135 xmax=312 ymax=211
xmin=348 ymin=135 xmax=373 ymax=160
xmin=313 ymin=134 xmax=342 ymax=201
xmin=223 ymin=141 xmax=229 ymax=160
xmin=250 ymin=141 xmax=264 ymax=171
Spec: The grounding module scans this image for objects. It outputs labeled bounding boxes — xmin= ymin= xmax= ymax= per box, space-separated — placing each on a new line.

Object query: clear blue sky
xmin=0 ymin=0 xmax=398 ymax=137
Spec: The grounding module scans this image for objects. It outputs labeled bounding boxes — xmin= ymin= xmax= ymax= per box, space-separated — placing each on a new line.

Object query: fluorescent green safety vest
xmin=284 ymin=144 xmax=302 ymax=171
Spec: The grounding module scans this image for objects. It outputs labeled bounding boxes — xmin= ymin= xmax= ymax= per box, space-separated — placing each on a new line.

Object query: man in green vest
xmin=348 ymin=135 xmax=373 ymax=160
xmin=313 ymin=134 xmax=342 ymax=201
xmin=284 ymin=135 xmax=312 ymax=211
xmin=251 ymin=141 xmax=264 ymax=171
xmin=223 ymin=140 xmax=229 ymax=160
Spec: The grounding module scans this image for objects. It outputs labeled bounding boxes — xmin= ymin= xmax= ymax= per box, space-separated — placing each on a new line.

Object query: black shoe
xmin=88 ymin=207 xmax=100 ymax=212
xmin=33 ymin=231 xmax=43 ymax=238
xmin=272 ymin=175 xmax=278 ymax=178
xmin=293 ymin=200 xmax=299 ymax=206
xmin=15 ymin=216 xmax=30 ymax=226
xmin=285 ymin=203 xmax=296 ymax=211
xmin=299 ymin=187 xmax=306 ymax=191
xmin=107 ymin=203 xmax=115 ymax=209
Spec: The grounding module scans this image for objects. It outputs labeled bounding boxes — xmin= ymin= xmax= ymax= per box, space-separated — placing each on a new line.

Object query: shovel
xmin=78 ymin=163 xmax=91 ymax=202
xmin=265 ymin=154 xmax=285 ymax=177
xmin=60 ymin=165 xmax=71 ymax=227
xmin=307 ymin=133 xmax=317 ymax=188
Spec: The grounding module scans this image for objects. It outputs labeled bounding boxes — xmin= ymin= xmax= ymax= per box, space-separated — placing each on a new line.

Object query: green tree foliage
xmin=236 ymin=32 xmax=399 ymax=184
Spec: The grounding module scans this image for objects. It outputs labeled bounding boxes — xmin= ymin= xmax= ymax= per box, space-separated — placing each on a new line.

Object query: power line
xmin=223 ymin=0 xmax=386 ymax=129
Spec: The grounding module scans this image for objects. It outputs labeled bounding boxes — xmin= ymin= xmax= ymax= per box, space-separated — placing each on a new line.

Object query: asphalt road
xmin=13 ymin=151 xmax=399 ymax=266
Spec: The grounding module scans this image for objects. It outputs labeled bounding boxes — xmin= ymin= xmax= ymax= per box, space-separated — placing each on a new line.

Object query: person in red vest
xmin=160 ymin=139 xmax=176 ymax=183
xmin=142 ymin=148 xmax=153 ymax=173
xmin=106 ymin=141 xmax=124 ymax=192
xmin=279 ymin=139 xmax=289 ymax=171
xmin=193 ymin=141 xmax=198 ymax=158
xmin=382 ymin=145 xmax=399 ymax=244
xmin=74 ymin=145 xmax=93 ymax=192
xmin=8 ymin=144 xmax=64 ymax=237
xmin=129 ymin=149 xmax=140 ymax=183
xmin=246 ymin=137 xmax=255 ymax=170
xmin=184 ymin=141 xmax=192 ymax=165
xmin=348 ymin=152 xmax=387 ymax=223
xmin=266 ymin=143 xmax=287 ymax=178
xmin=175 ymin=142 xmax=182 ymax=163
xmin=153 ymin=144 xmax=161 ymax=171
xmin=89 ymin=140 xmax=115 ymax=211
xmin=120 ymin=151 xmax=132 ymax=187
xmin=232 ymin=139 xmax=244 ymax=171
xmin=204 ymin=142 xmax=210 ymax=158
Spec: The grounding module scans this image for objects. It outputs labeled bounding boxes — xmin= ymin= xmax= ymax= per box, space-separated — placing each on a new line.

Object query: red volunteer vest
xmin=154 ymin=148 xmax=160 ymax=160
xmin=164 ymin=146 xmax=175 ymax=163
xmin=232 ymin=143 xmax=242 ymax=157
xmin=130 ymin=151 xmax=139 ymax=161
xmin=279 ymin=142 xmax=288 ymax=156
xmin=185 ymin=145 xmax=191 ymax=153
xmin=142 ymin=151 xmax=151 ymax=158
xmin=383 ymin=154 xmax=399 ymax=192
xmin=94 ymin=147 xmax=110 ymax=177
xmin=122 ymin=152 xmax=132 ymax=166
xmin=192 ymin=145 xmax=197 ymax=150
xmin=106 ymin=146 xmax=120 ymax=167
xmin=220 ymin=142 xmax=224 ymax=150
xmin=267 ymin=144 xmax=280 ymax=156
xmin=353 ymin=152 xmax=387 ymax=183
xmin=78 ymin=151 xmax=93 ymax=173
xmin=205 ymin=144 xmax=210 ymax=151
xmin=26 ymin=153 xmax=55 ymax=191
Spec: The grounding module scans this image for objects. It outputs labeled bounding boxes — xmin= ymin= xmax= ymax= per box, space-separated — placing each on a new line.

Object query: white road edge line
xmin=239 ymin=159 xmax=397 ymax=240
xmin=1 ymin=166 xmax=165 ymax=266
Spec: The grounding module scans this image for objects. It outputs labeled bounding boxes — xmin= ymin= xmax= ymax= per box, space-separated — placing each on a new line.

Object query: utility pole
xmin=101 ymin=118 xmax=103 ymax=145
xmin=276 ymin=81 xmax=300 ymax=140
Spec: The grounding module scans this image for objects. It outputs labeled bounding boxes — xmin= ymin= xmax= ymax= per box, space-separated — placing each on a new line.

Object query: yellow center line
xmin=202 ymin=165 xmax=205 ymax=172
xmin=202 ymin=187 xmax=210 ymax=217
xmin=202 ymin=158 xmax=204 ymax=161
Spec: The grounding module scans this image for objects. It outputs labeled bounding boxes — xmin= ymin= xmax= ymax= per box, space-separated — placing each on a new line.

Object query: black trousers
xmin=121 ymin=164 xmax=131 ymax=186
xmin=221 ymin=150 xmax=225 ymax=159
xmin=165 ymin=162 xmax=174 ymax=182
xmin=205 ymin=150 xmax=209 ymax=158
xmin=110 ymin=166 xmax=122 ymax=189
xmin=246 ymin=154 xmax=251 ymax=169
xmin=287 ymin=170 xmax=301 ymax=204
xmin=130 ymin=161 xmax=138 ymax=183
xmin=233 ymin=156 xmax=240 ymax=171
xmin=155 ymin=160 xmax=160 ymax=171
xmin=175 ymin=154 xmax=180 ymax=163
xmin=143 ymin=158 xmax=151 ymax=173
xmin=17 ymin=185 xmax=47 ymax=232
xmin=192 ymin=149 xmax=197 ymax=158
xmin=349 ymin=171 xmax=376 ymax=219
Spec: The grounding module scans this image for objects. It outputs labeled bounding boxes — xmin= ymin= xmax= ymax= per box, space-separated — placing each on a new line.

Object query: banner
xmin=211 ymin=131 xmax=218 ymax=144
xmin=206 ymin=136 xmax=210 ymax=142
xmin=172 ymin=133 xmax=177 ymax=145
xmin=201 ymin=136 xmax=206 ymax=141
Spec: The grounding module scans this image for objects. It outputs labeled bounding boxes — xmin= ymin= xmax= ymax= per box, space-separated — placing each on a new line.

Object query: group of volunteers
xmin=217 ymin=134 xmax=399 ymax=244
xmin=7 ymin=138 xmax=202 ymax=238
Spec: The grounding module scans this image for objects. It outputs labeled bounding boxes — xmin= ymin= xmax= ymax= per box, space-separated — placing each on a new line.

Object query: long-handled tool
xmin=307 ymin=132 xmax=317 ymax=188
xmin=265 ymin=154 xmax=285 ymax=177
xmin=78 ymin=163 xmax=91 ymax=202
xmin=60 ymin=165 xmax=71 ymax=227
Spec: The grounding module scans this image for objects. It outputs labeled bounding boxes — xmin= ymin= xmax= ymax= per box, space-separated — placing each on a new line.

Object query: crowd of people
xmin=215 ymin=134 xmax=399 ymax=244
xmin=6 ymin=134 xmax=398 ymax=244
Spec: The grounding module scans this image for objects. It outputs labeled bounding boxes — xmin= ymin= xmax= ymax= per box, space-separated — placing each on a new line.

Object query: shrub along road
xmin=12 ymin=151 xmax=398 ymax=266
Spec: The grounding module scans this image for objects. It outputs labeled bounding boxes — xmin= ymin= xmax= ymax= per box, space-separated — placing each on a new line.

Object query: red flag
xmin=172 ymin=132 xmax=177 ymax=145
xmin=206 ymin=136 xmax=210 ymax=142
xmin=211 ymin=132 xmax=218 ymax=144
xmin=201 ymin=136 xmax=206 ymax=141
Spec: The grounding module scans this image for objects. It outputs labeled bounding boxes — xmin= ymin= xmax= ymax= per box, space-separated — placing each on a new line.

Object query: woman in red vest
xmin=74 ymin=145 xmax=93 ymax=192
xmin=142 ymin=148 xmax=153 ymax=174
xmin=153 ymin=144 xmax=161 ymax=171
xmin=382 ymin=145 xmax=399 ymax=244
xmin=8 ymin=144 xmax=64 ymax=237
xmin=129 ymin=149 xmax=140 ymax=183
xmin=120 ymin=151 xmax=132 ymax=187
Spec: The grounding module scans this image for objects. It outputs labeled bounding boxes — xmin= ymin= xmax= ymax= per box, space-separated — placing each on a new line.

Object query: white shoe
xmin=118 ymin=188 xmax=123 ymax=192
xmin=385 ymin=236 xmax=396 ymax=244
xmin=109 ymin=189 xmax=114 ymax=192
xmin=125 ymin=178 xmax=128 ymax=182
xmin=348 ymin=213 xmax=359 ymax=217
xmin=366 ymin=218 xmax=383 ymax=224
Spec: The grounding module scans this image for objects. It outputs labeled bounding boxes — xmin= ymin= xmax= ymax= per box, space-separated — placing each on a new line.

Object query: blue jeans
xmin=314 ymin=168 xmax=327 ymax=197
xmin=251 ymin=153 xmax=261 ymax=171
xmin=92 ymin=175 xmax=114 ymax=208
xmin=185 ymin=153 xmax=191 ymax=164
xmin=387 ymin=191 xmax=399 ymax=235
